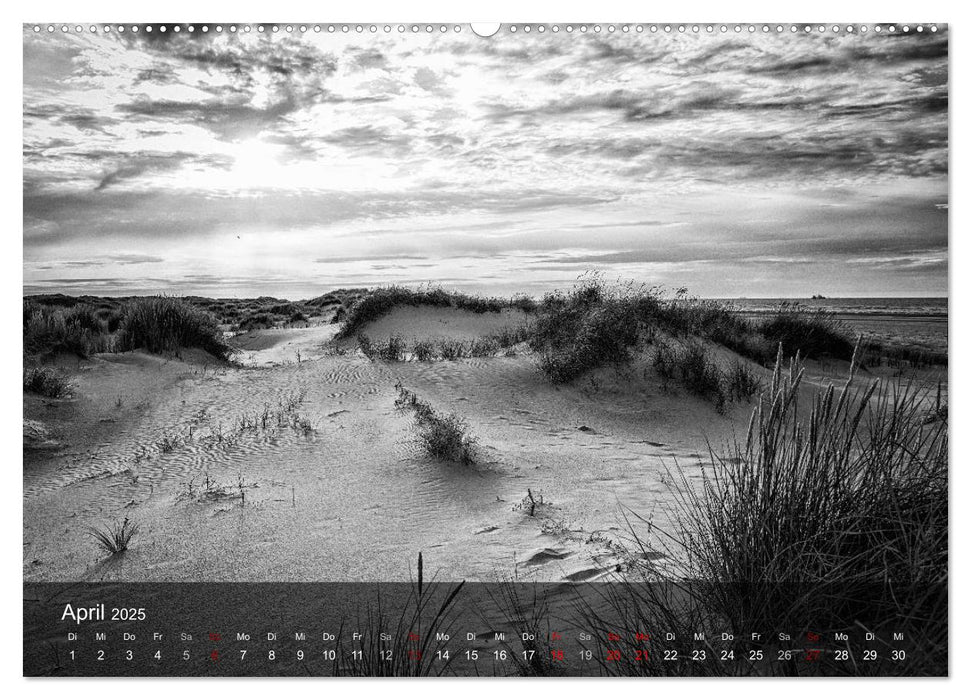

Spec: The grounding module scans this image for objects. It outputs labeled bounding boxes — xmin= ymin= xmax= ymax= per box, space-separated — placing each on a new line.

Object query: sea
xmin=721 ymin=297 xmax=948 ymax=318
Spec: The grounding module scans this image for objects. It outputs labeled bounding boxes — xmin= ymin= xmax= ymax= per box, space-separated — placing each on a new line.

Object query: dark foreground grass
xmin=332 ymin=553 xmax=465 ymax=677
xmin=574 ymin=348 xmax=947 ymax=675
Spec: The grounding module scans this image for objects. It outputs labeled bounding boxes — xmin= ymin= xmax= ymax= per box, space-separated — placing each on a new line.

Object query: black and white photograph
xmin=21 ymin=20 xmax=949 ymax=677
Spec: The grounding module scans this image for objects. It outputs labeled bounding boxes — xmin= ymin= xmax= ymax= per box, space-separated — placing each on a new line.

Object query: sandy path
xmin=233 ymin=323 xmax=340 ymax=367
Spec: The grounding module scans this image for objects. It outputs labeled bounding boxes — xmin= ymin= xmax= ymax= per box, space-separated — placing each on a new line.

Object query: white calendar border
xmin=2 ymin=0 xmax=965 ymax=696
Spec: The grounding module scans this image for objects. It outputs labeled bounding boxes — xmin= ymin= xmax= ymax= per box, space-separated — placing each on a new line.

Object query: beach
xmin=22 ymin=293 xmax=948 ymax=584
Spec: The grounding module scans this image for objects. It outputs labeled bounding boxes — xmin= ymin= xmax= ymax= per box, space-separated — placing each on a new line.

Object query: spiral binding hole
xmin=28 ymin=22 xmax=944 ymax=37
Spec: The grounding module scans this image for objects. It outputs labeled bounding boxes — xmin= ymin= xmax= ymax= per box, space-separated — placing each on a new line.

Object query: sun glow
xmin=172 ymin=137 xmax=408 ymax=194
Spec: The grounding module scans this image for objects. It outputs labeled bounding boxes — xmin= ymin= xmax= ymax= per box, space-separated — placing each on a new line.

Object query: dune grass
xmin=23 ymin=301 xmax=117 ymax=357
xmin=437 ymin=338 xmax=466 ymax=361
xmin=577 ymin=348 xmax=947 ymax=675
xmin=24 ymin=296 xmax=235 ymax=361
xmin=412 ymin=339 xmax=436 ymax=361
xmin=395 ymin=384 xmax=477 ymax=465
xmin=758 ymin=302 xmax=855 ymax=361
xmin=725 ymin=359 xmax=762 ymax=402
xmin=527 ymin=275 xmax=884 ymax=389
xmin=88 ymin=517 xmax=140 ymax=556
xmin=357 ymin=333 xmax=407 ymax=361
xmin=23 ymin=366 xmax=73 ymax=398
xmin=688 ymin=352 xmax=946 ymax=632
xmin=861 ymin=340 xmax=948 ymax=370
xmin=357 ymin=327 xmax=528 ymax=363
xmin=529 ymin=275 xmax=651 ymax=383
xmin=332 ymin=553 xmax=465 ymax=677
xmin=655 ymin=341 xmax=727 ymax=409
xmin=117 ymin=297 xmax=235 ymax=360
xmin=336 ymin=285 xmax=536 ymax=340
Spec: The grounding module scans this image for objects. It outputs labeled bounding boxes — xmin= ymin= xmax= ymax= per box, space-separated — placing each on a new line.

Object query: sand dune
xmin=343 ymin=304 xmax=529 ymax=344
xmin=22 ymin=306 xmax=946 ymax=585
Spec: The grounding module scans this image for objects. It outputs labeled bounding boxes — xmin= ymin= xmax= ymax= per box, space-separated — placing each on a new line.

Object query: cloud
xmin=33 ymin=254 xmax=165 ymax=270
xmin=92 ymin=151 xmax=233 ymax=190
xmin=116 ymin=97 xmax=301 ymax=141
xmin=22 ymin=27 xmax=949 ymax=297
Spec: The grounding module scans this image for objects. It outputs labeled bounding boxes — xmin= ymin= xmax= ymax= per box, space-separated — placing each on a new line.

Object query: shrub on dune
xmin=526 ymin=275 xmax=859 ymax=387
xmin=652 ymin=340 xmax=729 ymax=411
xmin=757 ymin=302 xmax=855 ymax=361
xmin=377 ymin=334 xmax=406 ymax=361
xmin=23 ymin=301 xmax=115 ymax=357
xmin=412 ymin=339 xmax=436 ymax=361
xmin=469 ymin=336 xmax=500 ymax=357
xmin=418 ymin=411 xmax=477 ymax=465
xmin=673 ymin=342 xmax=726 ymax=410
xmin=23 ymin=366 xmax=73 ymax=398
xmin=437 ymin=338 xmax=467 ymax=360
xmin=529 ymin=275 xmax=650 ymax=383
xmin=117 ymin=297 xmax=235 ymax=361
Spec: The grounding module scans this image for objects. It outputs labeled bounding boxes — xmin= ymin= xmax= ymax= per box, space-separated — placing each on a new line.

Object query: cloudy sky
xmin=23 ymin=25 xmax=948 ymax=299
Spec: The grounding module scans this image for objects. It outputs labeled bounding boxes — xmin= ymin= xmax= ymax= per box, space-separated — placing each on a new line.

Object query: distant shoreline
xmin=22 ymin=291 xmax=949 ymax=302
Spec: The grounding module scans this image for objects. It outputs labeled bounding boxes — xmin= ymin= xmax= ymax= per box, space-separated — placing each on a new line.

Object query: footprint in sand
xmin=563 ymin=567 xmax=606 ymax=582
xmin=525 ymin=547 xmax=570 ymax=566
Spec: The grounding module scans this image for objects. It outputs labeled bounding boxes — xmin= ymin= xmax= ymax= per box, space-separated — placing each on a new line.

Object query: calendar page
xmin=22 ymin=22 xmax=948 ymax=678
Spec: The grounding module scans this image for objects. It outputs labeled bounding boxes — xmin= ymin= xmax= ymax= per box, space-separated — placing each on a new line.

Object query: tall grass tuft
xmin=356 ymin=333 xmax=406 ymax=361
xmin=673 ymin=342 xmax=726 ymax=410
xmin=653 ymin=341 xmax=731 ymax=411
xmin=117 ymin=297 xmax=235 ymax=361
xmin=600 ymin=347 xmax=947 ymax=675
xmin=332 ymin=553 xmax=466 ymax=676
xmin=725 ymin=359 xmax=762 ymax=402
xmin=23 ymin=301 xmax=116 ymax=357
xmin=88 ymin=517 xmax=140 ymax=556
xmin=695 ymin=348 xmax=944 ymax=622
